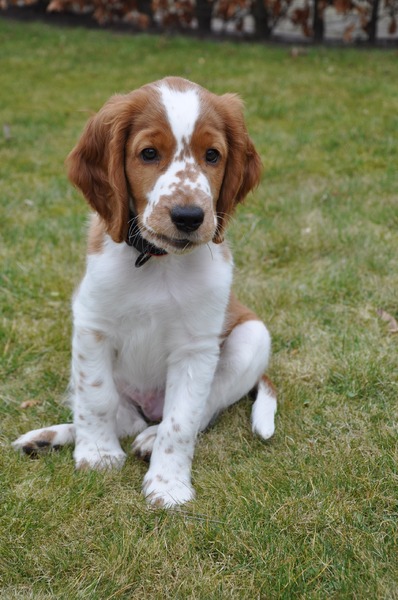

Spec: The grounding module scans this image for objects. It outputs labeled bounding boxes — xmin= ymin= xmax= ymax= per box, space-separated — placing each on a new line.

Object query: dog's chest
xmin=111 ymin=273 xmax=213 ymax=406
xmin=77 ymin=243 xmax=233 ymax=392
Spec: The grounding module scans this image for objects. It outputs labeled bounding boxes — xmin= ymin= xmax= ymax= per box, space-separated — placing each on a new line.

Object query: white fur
xmin=158 ymin=84 xmax=200 ymax=149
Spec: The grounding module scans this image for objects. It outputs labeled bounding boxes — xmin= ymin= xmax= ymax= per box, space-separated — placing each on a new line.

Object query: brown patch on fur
xmin=174 ymin=139 xmax=192 ymax=162
xmin=222 ymin=293 xmax=260 ymax=340
xmin=35 ymin=430 xmax=57 ymax=444
xmin=262 ymin=374 xmax=277 ymax=397
xmin=210 ymin=93 xmax=262 ymax=243
xmin=175 ymin=164 xmax=199 ymax=183
xmin=90 ymin=380 xmax=103 ymax=387
xmin=94 ymin=331 xmax=105 ymax=342
xmin=161 ymin=76 xmax=196 ymax=94
xmin=165 ymin=446 xmax=174 ymax=454
xmin=152 ymin=496 xmax=165 ymax=508
xmin=22 ymin=429 xmax=57 ymax=456
xmin=87 ymin=214 xmax=106 ymax=254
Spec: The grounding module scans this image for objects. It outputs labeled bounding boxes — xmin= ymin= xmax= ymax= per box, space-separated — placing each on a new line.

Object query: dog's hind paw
xmin=132 ymin=425 xmax=159 ymax=462
xmin=12 ymin=424 xmax=75 ymax=457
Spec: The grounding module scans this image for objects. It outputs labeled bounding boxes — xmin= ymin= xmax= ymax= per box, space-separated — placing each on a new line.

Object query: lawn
xmin=1 ymin=18 xmax=397 ymax=599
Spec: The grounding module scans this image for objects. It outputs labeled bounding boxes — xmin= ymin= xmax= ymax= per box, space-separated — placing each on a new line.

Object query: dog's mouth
xmin=141 ymin=228 xmax=197 ymax=254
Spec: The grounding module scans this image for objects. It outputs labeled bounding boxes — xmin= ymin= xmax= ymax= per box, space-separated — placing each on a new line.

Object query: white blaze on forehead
xmin=158 ymin=83 xmax=200 ymax=147
xmin=143 ymin=82 xmax=213 ymax=230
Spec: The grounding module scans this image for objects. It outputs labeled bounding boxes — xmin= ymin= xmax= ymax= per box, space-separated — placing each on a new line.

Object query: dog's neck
xmin=126 ymin=203 xmax=168 ymax=268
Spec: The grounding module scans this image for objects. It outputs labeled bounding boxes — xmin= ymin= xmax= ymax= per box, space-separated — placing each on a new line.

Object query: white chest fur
xmin=72 ymin=237 xmax=233 ymax=394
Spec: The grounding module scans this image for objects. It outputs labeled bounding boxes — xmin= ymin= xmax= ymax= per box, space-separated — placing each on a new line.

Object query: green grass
xmin=1 ymin=18 xmax=398 ymax=599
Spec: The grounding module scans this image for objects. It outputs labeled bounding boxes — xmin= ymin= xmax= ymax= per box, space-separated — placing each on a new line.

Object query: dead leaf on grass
xmin=377 ymin=309 xmax=398 ymax=334
xmin=20 ymin=400 xmax=41 ymax=409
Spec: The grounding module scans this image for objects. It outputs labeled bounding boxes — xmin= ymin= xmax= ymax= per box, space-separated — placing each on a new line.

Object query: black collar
xmin=126 ymin=209 xmax=168 ymax=268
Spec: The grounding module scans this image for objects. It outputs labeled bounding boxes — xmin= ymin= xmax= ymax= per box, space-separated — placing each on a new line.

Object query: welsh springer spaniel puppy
xmin=13 ymin=77 xmax=277 ymax=507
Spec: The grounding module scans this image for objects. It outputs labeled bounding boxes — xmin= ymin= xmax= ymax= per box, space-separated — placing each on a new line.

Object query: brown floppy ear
xmin=213 ymin=94 xmax=262 ymax=244
xmin=66 ymin=92 xmax=142 ymax=243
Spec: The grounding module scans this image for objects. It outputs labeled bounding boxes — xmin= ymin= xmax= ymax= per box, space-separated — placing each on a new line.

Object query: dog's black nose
xmin=170 ymin=206 xmax=205 ymax=233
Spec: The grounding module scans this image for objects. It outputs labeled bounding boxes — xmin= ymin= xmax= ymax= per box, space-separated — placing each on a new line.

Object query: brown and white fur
xmin=13 ymin=77 xmax=277 ymax=507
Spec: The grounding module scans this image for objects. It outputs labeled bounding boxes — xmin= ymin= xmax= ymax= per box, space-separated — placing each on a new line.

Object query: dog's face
xmin=67 ymin=77 xmax=262 ymax=252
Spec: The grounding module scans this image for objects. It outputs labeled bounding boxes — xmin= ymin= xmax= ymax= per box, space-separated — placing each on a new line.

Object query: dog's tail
xmin=250 ymin=375 xmax=277 ymax=440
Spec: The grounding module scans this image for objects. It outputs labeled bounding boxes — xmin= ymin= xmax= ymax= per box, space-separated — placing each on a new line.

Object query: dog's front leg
xmin=143 ymin=344 xmax=219 ymax=507
xmin=72 ymin=327 xmax=126 ymax=470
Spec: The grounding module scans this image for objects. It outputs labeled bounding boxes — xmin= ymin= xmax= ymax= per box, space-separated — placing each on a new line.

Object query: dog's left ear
xmin=213 ymin=94 xmax=262 ymax=244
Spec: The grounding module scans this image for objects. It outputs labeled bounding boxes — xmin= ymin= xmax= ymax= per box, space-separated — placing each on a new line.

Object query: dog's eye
xmin=141 ymin=148 xmax=158 ymax=162
xmin=205 ymin=148 xmax=220 ymax=164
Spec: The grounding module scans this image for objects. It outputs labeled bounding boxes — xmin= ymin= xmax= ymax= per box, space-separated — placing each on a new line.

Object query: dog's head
xmin=67 ymin=77 xmax=262 ymax=253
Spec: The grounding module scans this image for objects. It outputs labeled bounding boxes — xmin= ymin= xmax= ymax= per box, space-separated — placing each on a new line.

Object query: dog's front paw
xmin=132 ymin=425 xmax=159 ymax=462
xmin=74 ymin=443 xmax=126 ymax=471
xmin=143 ymin=470 xmax=195 ymax=508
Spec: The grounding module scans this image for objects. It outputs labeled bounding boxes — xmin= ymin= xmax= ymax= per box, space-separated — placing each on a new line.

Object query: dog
xmin=13 ymin=77 xmax=277 ymax=507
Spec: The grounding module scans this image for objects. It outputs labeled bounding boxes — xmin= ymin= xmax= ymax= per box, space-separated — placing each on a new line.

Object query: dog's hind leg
xmin=200 ymin=319 xmax=277 ymax=440
xmin=12 ymin=423 xmax=76 ymax=457
xmin=12 ymin=403 xmax=147 ymax=459
xmin=116 ymin=401 xmax=148 ymax=438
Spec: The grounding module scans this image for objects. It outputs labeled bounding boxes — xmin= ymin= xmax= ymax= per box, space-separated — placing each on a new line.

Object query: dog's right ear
xmin=66 ymin=91 xmax=145 ymax=243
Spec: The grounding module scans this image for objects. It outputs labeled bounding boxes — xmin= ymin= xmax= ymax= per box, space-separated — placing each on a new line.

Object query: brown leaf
xmin=377 ymin=309 xmax=398 ymax=334
xmin=334 ymin=0 xmax=352 ymax=14
xmin=388 ymin=17 xmax=397 ymax=35
xmin=47 ymin=0 xmax=64 ymax=12
xmin=20 ymin=400 xmax=41 ymax=409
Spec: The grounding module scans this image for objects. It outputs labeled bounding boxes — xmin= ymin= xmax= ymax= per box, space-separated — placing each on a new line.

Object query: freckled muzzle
xmin=142 ymin=181 xmax=217 ymax=253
